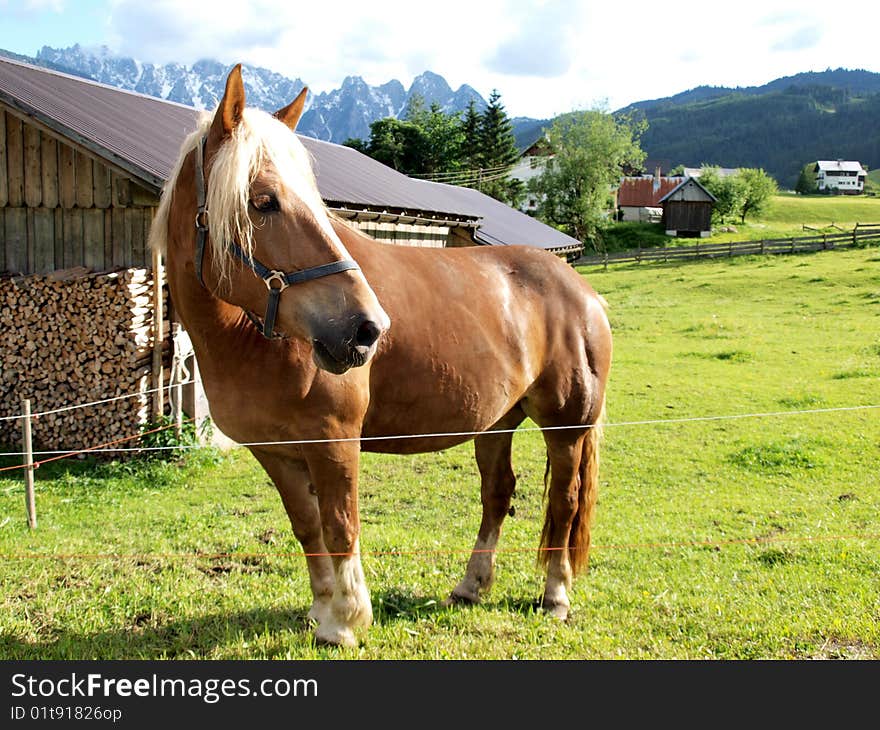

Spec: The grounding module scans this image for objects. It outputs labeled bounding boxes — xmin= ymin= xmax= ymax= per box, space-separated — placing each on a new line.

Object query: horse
xmin=149 ymin=65 xmax=612 ymax=647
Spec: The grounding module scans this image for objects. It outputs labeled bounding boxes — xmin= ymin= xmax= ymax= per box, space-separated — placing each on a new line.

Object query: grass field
xmin=1 ymin=247 xmax=878 ymax=659
xmin=709 ymin=193 xmax=880 ymax=242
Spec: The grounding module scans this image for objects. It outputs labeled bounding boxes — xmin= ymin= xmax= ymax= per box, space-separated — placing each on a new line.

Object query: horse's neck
xmin=166 ymin=255 xmax=287 ymax=378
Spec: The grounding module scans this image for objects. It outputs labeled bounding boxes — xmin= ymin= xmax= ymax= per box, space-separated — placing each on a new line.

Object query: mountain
xmin=298 ymin=71 xmax=486 ymax=142
xmin=14 ymin=45 xmax=489 ymax=144
xmin=620 ymin=69 xmax=880 ymax=186
xmin=10 ymin=45 xmax=874 ymax=188
xmin=35 ymin=44 xmax=307 ymax=114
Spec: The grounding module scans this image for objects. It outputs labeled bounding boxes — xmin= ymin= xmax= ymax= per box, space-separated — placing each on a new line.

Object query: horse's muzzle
xmin=312 ymin=315 xmax=384 ymax=374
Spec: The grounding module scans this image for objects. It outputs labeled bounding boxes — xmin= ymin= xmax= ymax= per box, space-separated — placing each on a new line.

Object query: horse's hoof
xmin=314 ymin=623 xmax=358 ymax=648
xmin=442 ymin=588 xmax=480 ymax=607
xmin=541 ymin=601 xmax=570 ymax=621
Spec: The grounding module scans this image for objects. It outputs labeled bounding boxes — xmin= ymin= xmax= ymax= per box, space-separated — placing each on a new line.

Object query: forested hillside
xmin=628 ymin=72 xmax=880 ymax=188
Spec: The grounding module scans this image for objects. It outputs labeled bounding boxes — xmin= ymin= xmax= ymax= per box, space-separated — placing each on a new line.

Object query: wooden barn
xmin=660 ymin=177 xmax=716 ymax=238
xmin=0 ymin=55 xmax=583 ymax=452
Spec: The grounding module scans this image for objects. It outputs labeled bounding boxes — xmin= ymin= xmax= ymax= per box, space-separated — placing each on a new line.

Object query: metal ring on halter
xmin=264 ymin=271 xmax=289 ymax=292
xmin=195 ymin=210 xmax=209 ymax=231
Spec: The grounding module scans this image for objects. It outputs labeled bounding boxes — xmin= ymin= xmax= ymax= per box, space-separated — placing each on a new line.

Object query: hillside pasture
xmin=0 ymin=248 xmax=878 ymax=659
xmin=604 ymin=193 xmax=880 ymax=250
xmin=708 ymin=192 xmax=880 ymax=241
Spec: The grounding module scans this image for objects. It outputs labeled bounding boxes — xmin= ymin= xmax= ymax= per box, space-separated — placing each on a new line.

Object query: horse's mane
xmin=148 ymin=107 xmax=324 ymax=283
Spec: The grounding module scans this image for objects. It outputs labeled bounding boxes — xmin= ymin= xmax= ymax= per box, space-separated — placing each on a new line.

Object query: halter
xmin=193 ymin=135 xmax=360 ymax=339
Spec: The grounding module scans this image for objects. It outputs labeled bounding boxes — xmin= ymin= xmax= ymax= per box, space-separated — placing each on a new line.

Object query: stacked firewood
xmin=0 ymin=267 xmax=169 ymax=453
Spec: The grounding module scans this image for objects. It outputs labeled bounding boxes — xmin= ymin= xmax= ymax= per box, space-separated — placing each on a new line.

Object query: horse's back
xmin=340 ymin=230 xmax=611 ymax=449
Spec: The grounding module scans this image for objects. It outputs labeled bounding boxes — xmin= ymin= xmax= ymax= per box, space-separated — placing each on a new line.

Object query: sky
xmin=1 ymin=0 xmax=879 ymax=119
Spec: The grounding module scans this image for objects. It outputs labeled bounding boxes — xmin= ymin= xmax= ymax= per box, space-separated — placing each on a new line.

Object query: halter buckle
xmin=195 ymin=210 xmax=208 ymax=231
xmin=264 ymin=271 xmax=289 ymax=292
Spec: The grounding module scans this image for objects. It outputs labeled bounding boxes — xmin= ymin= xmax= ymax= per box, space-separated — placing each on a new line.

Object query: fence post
xmin=151 ymin=247 xmax=165 ymax=423
xmin=22 ymin=399 xmax=36 ymax=530
xmin=853 ymin=223 xmax=858 ymax=247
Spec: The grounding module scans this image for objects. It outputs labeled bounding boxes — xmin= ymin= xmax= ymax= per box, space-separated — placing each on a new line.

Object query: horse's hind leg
xmin=448 ymin=407 xmax=525 ymax=605
xmin=250 ymin=449 xmax=335 ymax=627
xmin=539 ymin=429 xmax=592 ymax=620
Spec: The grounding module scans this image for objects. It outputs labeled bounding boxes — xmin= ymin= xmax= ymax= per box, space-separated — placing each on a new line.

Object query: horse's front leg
xmin=307 ymin=443 xmax=372 ymax=647
xmin=250 ymin=448 xmax=335 ymax=627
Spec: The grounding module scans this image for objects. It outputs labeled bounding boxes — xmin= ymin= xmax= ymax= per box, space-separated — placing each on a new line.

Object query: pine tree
xmin=795 ymin=163 xmax=818 ymax=195
xmin=476 ymin=90 xmax=522 ymax=205
xmin=460 ymin=100 xmax=482 ymax=171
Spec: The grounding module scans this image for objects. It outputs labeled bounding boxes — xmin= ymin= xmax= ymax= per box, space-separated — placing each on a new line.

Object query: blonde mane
xmin=148 ymin=107 xmax=324 ymax=283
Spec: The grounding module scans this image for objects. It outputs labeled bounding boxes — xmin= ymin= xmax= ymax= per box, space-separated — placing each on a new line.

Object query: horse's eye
xmin=251 ymin=194 xmax=280 ymax=212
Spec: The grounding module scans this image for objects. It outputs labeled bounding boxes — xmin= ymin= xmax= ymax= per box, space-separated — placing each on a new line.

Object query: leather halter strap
xmin=192 ymin=135 xmax=360 ymax=338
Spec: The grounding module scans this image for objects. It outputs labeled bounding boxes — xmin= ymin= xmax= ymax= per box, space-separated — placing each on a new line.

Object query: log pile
xmin=0 ymin=267 xmax=169 ymax=454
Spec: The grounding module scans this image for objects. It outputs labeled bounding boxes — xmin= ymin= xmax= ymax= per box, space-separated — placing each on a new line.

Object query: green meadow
xmin=0 ymin=247 xmax=878 ymax=659
xmin=709 ymin=192 xmax=880 ymax=242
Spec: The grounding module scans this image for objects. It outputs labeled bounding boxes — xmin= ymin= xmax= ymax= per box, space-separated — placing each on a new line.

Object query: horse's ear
xmin=209 ymin=64 xmax=246 ymax=142
xmin=274 ymin=87 xmax=308 ymax=132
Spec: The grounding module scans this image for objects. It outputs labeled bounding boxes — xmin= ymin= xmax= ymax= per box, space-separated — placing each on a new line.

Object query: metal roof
xmin=427 ymin=182 xmax=582 ymax=253
xmin=681 ymin=166 xmax=739 ymax=179
xmin=0 ymin=54 xmax=582 ymax=253
xmin=617 ymin=176 xmax=682 ymax=207
xmin=298 ymin=135 xmax=479 ymax=224
xmin=815 ymin=160 xmax=867 ymax=174
xmin=0 ymin=55 xmax=195 ymax=190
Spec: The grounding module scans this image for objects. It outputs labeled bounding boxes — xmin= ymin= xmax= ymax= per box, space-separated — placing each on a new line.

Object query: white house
xmin=814 ymin=160 xmax=868 ymax=194
xmin=681 ymin=166 xmax=739 ymax=179
xmin=510 ymin=135 xmax=552 ymax=213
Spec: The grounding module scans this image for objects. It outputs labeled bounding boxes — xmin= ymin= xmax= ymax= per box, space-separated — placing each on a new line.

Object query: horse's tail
xmin=570 ymin=400 xmax=604 ymax=575
xmin=539 ymin=397 xmax=605 ymax=577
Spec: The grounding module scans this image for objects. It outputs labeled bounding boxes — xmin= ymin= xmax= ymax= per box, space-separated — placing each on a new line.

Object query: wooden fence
xmin=576 ymin=223 xmax=880 ymax=268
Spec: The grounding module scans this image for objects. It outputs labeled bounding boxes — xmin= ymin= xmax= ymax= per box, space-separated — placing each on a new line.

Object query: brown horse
xmin=149 ymin=65 xmax=612 ymax=647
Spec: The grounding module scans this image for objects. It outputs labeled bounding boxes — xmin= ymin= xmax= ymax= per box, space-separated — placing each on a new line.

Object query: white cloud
xmin=90 ymin=0 xmax=880 ymax=118
xmin=0 ymin=0 xmax=66 ymax=14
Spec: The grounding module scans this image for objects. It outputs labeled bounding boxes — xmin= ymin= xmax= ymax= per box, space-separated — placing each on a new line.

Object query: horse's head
xmin=155 ymin=65 xmax=389 ymax=374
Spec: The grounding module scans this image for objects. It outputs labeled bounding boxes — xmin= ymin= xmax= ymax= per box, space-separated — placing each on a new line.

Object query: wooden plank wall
xmin=0 ymin=108 xmax=158 ymax=275
xmin=664 ymin=201 xmax=712 ymax=233
xmin=351 ymin=219 xmax=451 ymax=248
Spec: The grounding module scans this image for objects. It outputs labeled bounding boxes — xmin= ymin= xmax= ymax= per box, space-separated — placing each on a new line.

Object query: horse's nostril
xmin=355 ymin=319 xmax=381 ymax=348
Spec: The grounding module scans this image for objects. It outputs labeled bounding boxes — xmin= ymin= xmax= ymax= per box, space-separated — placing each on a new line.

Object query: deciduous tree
xmin=530 ymin=108 xmax=646 ymax=250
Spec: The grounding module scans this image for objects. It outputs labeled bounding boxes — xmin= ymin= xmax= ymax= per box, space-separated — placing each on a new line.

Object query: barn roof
xmin=0 ymin=55 xmax=581 ymax=254
xmin=429 ymin=182 xmax=582 ymax=253
xmin=0 ymin=55 xmax=194 ymax=191
xmin=659 ymin=176 xmax=717 ymax=203
xmin=617 ymin=176 xmax=683 ymax=207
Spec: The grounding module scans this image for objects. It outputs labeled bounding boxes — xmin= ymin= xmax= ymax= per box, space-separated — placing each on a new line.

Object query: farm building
xmin=660 ymin=177 xmax=716 ymax=237
xmin=0 ymin=56 xmax=582 ymax=451
xmin=509 ymin=132 xmax=552 ymax=214
xmin=813 ymin=160 xmax=868 ymax=194
xmin=616 ymin=171 xmax=684 ymax=223
xmin=680 ymin=166 xmax=739 ymax=180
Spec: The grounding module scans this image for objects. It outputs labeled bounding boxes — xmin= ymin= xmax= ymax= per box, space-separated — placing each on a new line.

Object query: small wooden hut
xmin=660 ymin=177 xmax=716 ymax=238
